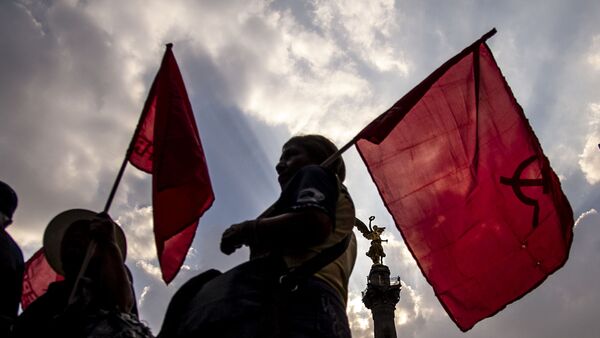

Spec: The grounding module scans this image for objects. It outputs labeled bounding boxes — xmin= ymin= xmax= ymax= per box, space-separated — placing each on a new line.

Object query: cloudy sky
xmin=1 ymin=0 xmax=599 ymax=336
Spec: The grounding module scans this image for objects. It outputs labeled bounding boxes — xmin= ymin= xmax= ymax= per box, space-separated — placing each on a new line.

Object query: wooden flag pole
xmin=320 ymin=136 xmax=358 ymax=168
xmin=103 ymin=155 xmax=131 ymax=213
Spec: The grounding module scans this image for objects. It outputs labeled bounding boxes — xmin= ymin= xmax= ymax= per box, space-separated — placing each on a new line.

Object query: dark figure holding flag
xmin=17 ymin=43 xmax=212 ymax=337
xmin=161 ymin=135 xmax=357 ymax=338
xmin=220 ymin=135 xmax=357 ymax=337
xmin=13 ymin=209 xmax=152 ymax=338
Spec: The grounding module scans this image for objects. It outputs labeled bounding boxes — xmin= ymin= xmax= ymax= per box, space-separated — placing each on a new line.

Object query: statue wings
xmin=354 ymin=217 xmax=371 ymax=238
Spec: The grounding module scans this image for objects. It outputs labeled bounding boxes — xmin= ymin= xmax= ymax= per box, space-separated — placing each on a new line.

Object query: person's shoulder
xmin=0 ymin=229 xmax=23 ymax=260
xmin=18 ymin=281 xmax=66 ymax=318
xmin=13 ymin=281 xmax=70 ymax=337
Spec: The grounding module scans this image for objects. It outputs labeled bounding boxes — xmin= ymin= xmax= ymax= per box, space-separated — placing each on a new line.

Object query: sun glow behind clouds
xmin=242 ymin=7 xmax=375 ymax=138
xmin=231 ymin=0 xmax=408 ymax=143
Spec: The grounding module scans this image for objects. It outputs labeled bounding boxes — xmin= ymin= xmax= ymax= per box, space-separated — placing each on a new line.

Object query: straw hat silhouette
xmin=43 ymin=209 xmax=126 ymax=276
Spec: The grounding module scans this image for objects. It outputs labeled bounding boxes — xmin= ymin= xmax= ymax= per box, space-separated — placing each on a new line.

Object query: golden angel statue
xmin=356 ymin=216 xmax=387 ymax=265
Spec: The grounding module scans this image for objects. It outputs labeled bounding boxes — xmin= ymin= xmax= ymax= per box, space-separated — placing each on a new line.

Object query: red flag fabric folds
xmin=129 ymin=44 xmax=214 ymax=284
xmin=21 ymin=248 xmax=63 ymax=310
xmin=355 ymin=29 xmax=573 ymax=331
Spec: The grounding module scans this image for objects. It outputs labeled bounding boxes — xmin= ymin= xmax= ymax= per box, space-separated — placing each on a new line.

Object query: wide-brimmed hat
xmin=43 ymin=209 xmax=127 ymax=276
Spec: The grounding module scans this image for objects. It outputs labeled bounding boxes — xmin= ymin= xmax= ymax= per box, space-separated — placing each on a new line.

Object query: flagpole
xmin=103 ymin=156 xmax=130 ymax=213
xmin=320 ymin=136 xmax=358 ymax=168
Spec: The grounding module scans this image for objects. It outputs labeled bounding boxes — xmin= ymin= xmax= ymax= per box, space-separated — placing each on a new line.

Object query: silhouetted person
xmin=219 ymin=135 xmax=357 ymax=337
xmin=0 ymin=181 xmax=23 ymax=337
xmin=160 ymin=135 xmax=357 ymax=338
xmin=13 ymin=209 xmax=151 ymax=338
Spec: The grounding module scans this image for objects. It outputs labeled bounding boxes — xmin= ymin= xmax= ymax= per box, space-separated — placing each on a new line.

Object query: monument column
xmin=358 ymin=216 xmax=401 ymax=338
xmin=362 ymin=264 xmax=401 ymax=338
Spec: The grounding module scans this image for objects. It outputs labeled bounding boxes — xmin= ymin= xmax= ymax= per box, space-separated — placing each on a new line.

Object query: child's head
xmin=280 ymin=135 xmax=346 ymax=181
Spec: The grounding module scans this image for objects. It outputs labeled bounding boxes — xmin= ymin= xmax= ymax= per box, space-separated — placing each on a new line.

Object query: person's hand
xmin=220 ymin=220 xmax=255 ymax=255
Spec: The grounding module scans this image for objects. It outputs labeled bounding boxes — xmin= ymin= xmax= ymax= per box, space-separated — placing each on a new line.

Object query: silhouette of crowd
xmin=0 ymin=134 xmax=357 ymax=338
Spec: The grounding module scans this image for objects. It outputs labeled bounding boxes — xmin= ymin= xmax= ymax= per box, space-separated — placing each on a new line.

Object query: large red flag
xmin=129 ymin=44 xmax=214 ymax=284
xmin=355 ymin=29 xmax=573 ymax=331
xmin=21 ymin=248 xmax=63 ymax=310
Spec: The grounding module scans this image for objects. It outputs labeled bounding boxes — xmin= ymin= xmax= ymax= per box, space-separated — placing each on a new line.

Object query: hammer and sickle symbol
xmin=500 ymin=155 xmax=549 ymax=229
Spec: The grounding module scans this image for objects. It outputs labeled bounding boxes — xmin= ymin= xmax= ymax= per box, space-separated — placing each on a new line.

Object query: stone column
xmin=362 ymin=264 xmax=401 ymax=338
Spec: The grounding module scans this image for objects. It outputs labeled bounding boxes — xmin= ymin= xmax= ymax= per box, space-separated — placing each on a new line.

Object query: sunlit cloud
xmin=238 ymin=5 xmax=380 ymax=142
xmin=313 ymin=0 xmax=409 ymax=74
xmin=381 ymin=230 xmax=418 ymax=272
xmin=587 ymin=35 xmax=600 ymax=71
xmin=55 ymin=0 xmax=405 ymax=145
xmin=136 ymin=259 xmax=162 ymax=280
xmin=574 ymin=209 xmax=598 ymax=228
xmin=138 ymin=285 xmax=151 ymax=308
xmin=117 ymin=205 xmax=156 ymax=261
xmin=578 ymin=103 xmax=600 ymax=184
xmin=347 ymin=291 xmax=373 ymax=338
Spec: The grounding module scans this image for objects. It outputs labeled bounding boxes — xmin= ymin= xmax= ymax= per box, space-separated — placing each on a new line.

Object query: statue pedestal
xmin=362 ymin=264 xmax=401 ymax=338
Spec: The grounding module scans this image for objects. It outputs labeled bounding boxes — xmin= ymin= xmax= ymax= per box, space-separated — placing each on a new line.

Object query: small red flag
xmin=355 ymin=29 xmax=573 ymax=331
xmin=21 ymin=248 xmax=63 ymax=310
xmin=129 ymin=44 xmax=214 ymax=284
